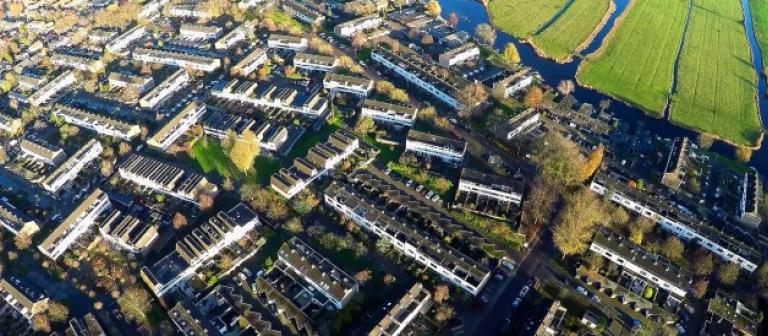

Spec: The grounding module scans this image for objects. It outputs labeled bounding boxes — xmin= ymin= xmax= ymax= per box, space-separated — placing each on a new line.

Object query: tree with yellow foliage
xmin=579 ymin=144 xmax=604 ymax=182
xmin=229 ymin=130 xmax=261 ymax=174
xmin=424 ymin=0 xmax=441 ymax=17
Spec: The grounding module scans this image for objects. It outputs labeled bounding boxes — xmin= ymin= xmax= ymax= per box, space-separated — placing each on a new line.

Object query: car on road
xmin=519 ymin=286 xmax=529 ymax=297
xmin=590 ymin=294 xmax=600 ymax=303
xmin=576 ymin=286 xmax=589 ymax=296
xmin=511 ymin=298 xmax=522 ymax=309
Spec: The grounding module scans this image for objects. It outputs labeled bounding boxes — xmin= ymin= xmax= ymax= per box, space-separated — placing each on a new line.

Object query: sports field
xmin=530 ymin=0 xmax=613 ymax=61
xmin=487 ymin=0 xmax=569 ymax=38
xmin=576 ymin=0 xmax=689 ymax=115
xmin=750 ymin=0 xmax=768 ymax=66
xmin=670 ymin=0 xmax=761 ymax=146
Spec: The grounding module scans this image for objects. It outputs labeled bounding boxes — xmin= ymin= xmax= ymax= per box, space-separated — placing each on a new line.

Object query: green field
xmin=487 ymin=0 xmax=569 ymax=38
xmin=670 ymin=0 xmax=760 ymax=146
xmin=530 ymin=0 xmax=613 ymax=61
xmin=577 ymin=0 xmax=689 ymax=115
xmin=191 ymin=137 xmax=281 ymax=184
xmin=750 ymin=0 xmax=768 ymax=67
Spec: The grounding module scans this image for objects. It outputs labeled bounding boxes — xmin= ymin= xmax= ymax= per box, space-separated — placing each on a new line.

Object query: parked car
xmin=576 ymin=286 xmax=589 ymax=296
xmin=511 ymin=298 xmax=522 ymax=308
xmin=519 ymin=286 xmax=529 ymax=297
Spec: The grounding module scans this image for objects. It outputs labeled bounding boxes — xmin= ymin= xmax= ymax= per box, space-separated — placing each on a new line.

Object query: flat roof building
xmin=119 ymin=154 xmax=216 ymax=203
xmin=106 ymin=25 xmax=146 ymax=54
xmin=29 ymin=70 xmax=76 ymax=106
xmin=53 ymin=104 xmax=142 ymax=140
xmin=267 ymin=34 xmax=308 ymax=51
xmin=42 ymin=139 xmax=103 ymax=193
xmin=493 ymin=107 xmax=540 ymax=141
xmin=50 ymin=52 xmax=104 ymax=73
xmin=0 ymin=198 xmax=39 ymax=236
xmin=230 ymin=47 xmax=268 ymax=77
xmin=147 ymin=101 xmax=206 ymax=151
xmin=738 ymin=168 xmax=762 ymax=229
xmin=438 ymin=44 xmax=480 ymax=67
xmin=133 ymin=48 xmax=221 ymax=72
xmin=323 ymin=73 xmax=373 ymax=96
xmin=179 ymin=24 xmax=223 ymax=40
xmin=405 ymin=130 xmax=466 ymax=163
xmin=293 ymin=52 xmax=338 ymax=72
xmin=334 ymin=15 xmax=382 ymax=38
xmin=214 ymin=25 xmax=248 ymax=50
xmin=369 ymin=283 xmax=431 ymax=336
xmin=361 ymin=99 xmax=418 ymax=127
xmin=108 ymin=72 xmax=154 ymax=94
xmin=0 ymin=277 xmax=48 ymax=321
xmin=212 ymin=78 xmax=329 ymax=117
xmin=38 ymin=189 xmax=111 ymax=260
xmin=139 ymin=68 xmax=190 ymax=109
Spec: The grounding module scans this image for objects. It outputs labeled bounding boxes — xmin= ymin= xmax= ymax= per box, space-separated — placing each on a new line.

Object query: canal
xmin=440 ymin=0 xmax=768 ymax=176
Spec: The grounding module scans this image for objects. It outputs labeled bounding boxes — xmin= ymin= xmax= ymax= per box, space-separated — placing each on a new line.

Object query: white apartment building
xmin=19 ymin=138 xmax=66 ymax=166
xmin=369 ymin=283 xmax=431 ymax=336
xmin=212 ymin=79 xmax=329 ymax=117
xmin=38 ymin=189 xmax=111 ymax=260
xmin=0 ymin=198 xmax=39 ymax=236
xmin=405 ymin=130 xmax=466 ymax=163
xmin=138 ymin=0 xmax=169 ymax=18
xmin=139 ymin=68 xmax=189 ymax=109
xmin=323 ymin=73 xmax=373 ymax=96
xmin=147 ymin=102 xmax=206 ymax=151
xmin=133 ymin=48 xmax=221 ymax=72
xmin=361 ymin=99 xmax=418 ymax=127
xmin=495 ymin=107 xmax=540 ymax=141
xmin=29 ymin=70 xmax=76 ymax=106
xmin=98 ymin=210 xmax=158 ymax=253
xmin=267 ymin=34 xmax=308 ymax=51
xmin=168 ymin=5 xmax=211 ymax=19
xmin=590 ymin=230 xmax=693 ymax=299
xmin=438 ymin=44 xmax=480 ymax=67
xmin=179 ymin=24 xmax=223 ymax=40
xmin=457 ymin=168 xmax=522 ymax=205
xmin=106 ymin=25 xmax=147 ymax=54
xmin=324 ymin=183 xmax=491 ymax=295
xmin=230 ymin=48 xmax=267 ymax=76
xmin=51 ymin=53 xmax=104 ymax=73
xmin=108 ymin=72 xmax=154 ymax=93
xmin=334 ymin=15 xmax=383 ymax=38
xmin=492 ymin=70 xmax=537 ymax=98
xmin=293 ymin=52 xmax=338 ymax=72
xmin=119 ymin=154 xmax=216 ymax=203
xmin=590 ymin=174 xmax=759 ymax=272
xmin=371 ymin=48 xmax=462 ymax=110
xmin=215 ymin=26 xmax=247 ymax=50
xmin=0 ymin=277 xmax=48 ymax=322
xmin=54 ymin=104 xmax=142 ymax=140
xmin=42 ymin=139 xmax=103 ymax=193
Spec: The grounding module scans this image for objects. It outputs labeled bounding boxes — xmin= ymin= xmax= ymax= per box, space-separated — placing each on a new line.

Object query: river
xmin=439 ymin=0 xmax=768 ymax=176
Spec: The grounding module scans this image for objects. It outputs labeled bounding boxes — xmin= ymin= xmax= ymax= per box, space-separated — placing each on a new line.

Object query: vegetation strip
xmin=486 ymin=0 xmax=569 ymax=38
xmin=669 ymin=0 xmax=761 ymax=146
xmin=529 ymin=0 xmax=614 ymax=62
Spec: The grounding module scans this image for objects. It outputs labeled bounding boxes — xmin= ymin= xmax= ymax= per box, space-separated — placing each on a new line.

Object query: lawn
xmin=750 ymin=0 xmax=768 ymax=67
xmin=530 ymin=0 xmax=613 ymax=61
xmin=577 ymin=0 xmax=689 ymax=115
xmin=487 ymin=0 xmax=569 ymax=38
xmin=283 ymin=116 xmax=343 ymax=162
xmin=191 ymin=137 xmax=282 ymax=184
xmin=670 ymin=0 xmax=761 ymax=146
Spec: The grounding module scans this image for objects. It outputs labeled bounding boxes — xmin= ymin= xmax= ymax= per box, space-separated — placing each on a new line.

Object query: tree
xmin=598 ymin=99 xmax=611 ymax=112
xmin=221 ymin=130 xmax=237 ymax=152
xmin=691 ymin=279 xmax=709 ymax=299
xmin=59 ymin=124 xmax=80 ymax=140
xmin=502 ymin=43 xmax=520 ymax=64
xmin=433 ymin=284 xmax=450 ymax=304
xmin=383 ymin=274 xmax=396 ymax=285
xmin=198 ymin=193 xmax=215 ymax=211
xmin=717 ymin=262 xmax=740 ymax=285
xmin=553 ymin=188 xmax=607 ymax=257
xmin=284 ymin=65 xmax=296 ymax=77
xmin=353 ymin=269 xmax=372 ymax=283
xmin=521 ymin=177 xmax=557 ymax=238
xmin=389 ymin=89 xmax=409 ymax=103
xmin=735 ymin=146 xmax=752 ymax=163
xmin=351 ymin=33 xmax=367 ymax=52
xmin=424 ymin=0 xmax=441 ymax=17
xmin=447 ymin=12 xmax=459 ymax=27
xmin=118 ymin=142 xmax=132 ymax=156
xmin=628 ymin=217 xmax=655 ymax=245
xmin=637 ymin=320 xmax=677 ymax=336
xmin=47 ymin=302 xmax=69 ymax=323
xmin=14 ymin=233 xmax=32 ymax=249
xmin=475 ymin=23 xmax=496 ymax=46
xmin=579 ymin=145 xmax=604 ymax=182
xmin=419 ymin=106 xmax=437 ymax=122
xmin=697 ymin=133 xmax=714 ymax=150
xmin=118 ymin=286 xmax=150 ymax=324
xmin=532 ymin=132 xmax=583 ymax=187
xmin=660 ymin=236 xmax=684 ymax=261
xmin=434 ymin=304 xmax=455 ymax=322
xmin=257 ymin=64 xmax=271 ymax=80
xmin=172 ymin=213 xmax=188 ymax=230
xmin=229 ymin=130 xmax=260 ymax=173
xmin=523 ymin=87 xmax=544 ymax=107
xmin=755 ymin=263 xmax=768 ymax=292
xmin=433 ymin=178 xmax=452 ymax=194
xmin=354 ymin=117 xmax=376 ymax=134
xmin=375 ymin=80 xmax=395 ymax=94
xmin=692 ymin=249 xmax=715 ymax=276
xmin=285 ymin=217 xmax=304 ymax=233
xmin=557 ymin=80 xmax=575 ymax=96
xmin=31 ymin=314 xmax=51 ymax=333
xmin=262 ymin=18 xmax=277 ymax=32
xmin=291 ymin=190 xmax=319 ymax=214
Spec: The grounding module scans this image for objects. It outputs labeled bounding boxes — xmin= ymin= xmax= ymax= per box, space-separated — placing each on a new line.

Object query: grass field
xmin=750 ymin=0 xmax=768 ymax=67
xmin=670 ymin=0 xmax=761 ymax=146
xmin=487 ymin=0 xmax=569 ymax=38
xmin=530 ymin=0 xmax=613 ymax=61
xmin=191 ymin=137 xmax=281 ymax=184
xmin=577 ymin=0 xmax=689 ymax=115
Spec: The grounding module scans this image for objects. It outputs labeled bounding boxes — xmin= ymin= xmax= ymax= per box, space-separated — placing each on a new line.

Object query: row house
xmin=0 ymin=277 xmax=48 ymax=322
xmin=29 ymin=70 xmax=77 ymax=106
xmin=98 ymin=209 xmax=158 ymax=254
xmin=369 ymin=283 xmax=431 ymax=336
xmin=267 ymin=34 xmax=308 ymax=51
xmin=53 ymin=104 xmax=142 ymax=140
xmin=212 ymin=78 xmax=329 ymax=117
xmin=42 ymin=139 xmax=103 ymax=193
xmin=179 ymin=24 xmax=223 ymax=40
xmin=334 ymin=15 xmax=383 ymax=38
xmin=361 ymin=99 xmax=418 ymax=127
xmin=133 ymin=48 xmax=221 ymax=72
xmin=139 ymin=68 xmax=190 ymax=109
xmin=50 ymin=52 xmax=104 ymax=73
xmin=19 ymin=137 xmax=66 ymax=166
xmin=38 ymin=189 xmax=112 ymax=260
xmin=281 ymin=0 xmax=326 ymax=27
xmin=0 ymin=198 xmax=40 ymax=236
xmin=405 ymin=130 xmax=466 ymax=163
xmin=118 ymin=154 xmax=217 ymax=202
xmin=323 ymin=73 xmax=374 ymax=96
xmin=108 ymin=72 xmax=154 ymax=94
xmin=438 ymin=44 xmax=480 ymax=67
xmin=147 ymin=101 xmax=207 ymax=151
xmin=230 ymin=47 xmax=268 ymax=77
xmin=293 ymin=52 xmax=338 ymax=72
xmin=214 ymin=25 xmax=248 ymax=50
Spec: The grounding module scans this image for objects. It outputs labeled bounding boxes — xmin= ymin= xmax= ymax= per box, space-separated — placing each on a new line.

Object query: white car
xmin=519 ymin=286 xmax=529 ymax=297
xmin=576 ymin=286 xmax=589 ymax=296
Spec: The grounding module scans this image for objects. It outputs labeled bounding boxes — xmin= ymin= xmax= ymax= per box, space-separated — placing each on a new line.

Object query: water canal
xmin=440 ymin=0 xmax=768 ymax=175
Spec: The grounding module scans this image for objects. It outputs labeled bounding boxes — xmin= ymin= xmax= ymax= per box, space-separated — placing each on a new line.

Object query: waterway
xmin=440 ymin=0 xmax=768 ymax=175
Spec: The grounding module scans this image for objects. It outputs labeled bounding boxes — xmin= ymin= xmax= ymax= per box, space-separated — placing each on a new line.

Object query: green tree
xmin=424 ymin=0 xmax=441 ymax=16
xmin=475 ymin=23 xmax=496 ymax=46
xmin=285 ymin=217 xmax=304 ymax=233
xmin=118 ymin=287 xmax=150 ymax=324
xmin=660 ymin=236 xmax=684 ymax=261
xmin=47 ymin=302 xmax=69 ymax=323
xmin=628 ymin=217 xmax=655 ymax=245
xmin=553 ymin=188 xmax=607 ymax=257
xmin=502 ymin=43 xmax=521 ymax=64
xmin=533 ymin=132 xmax=583 ymax=187
xmin=354 ymin=117 xmax=376 ymax=134
xmin=754 ymin=263 xmax=768 ymax=292
xmin=717 ymin=262 xmax=740 ymax=285
xmin=692 ymin=249 xmax=715 ymax=276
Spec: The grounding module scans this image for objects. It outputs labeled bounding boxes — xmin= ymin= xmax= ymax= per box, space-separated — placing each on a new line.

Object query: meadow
xmin=750 ymin=0 xmax=768 ymax=67
xmin=487 ymin=0 xmax=568 ymax=38
xmin=670 ymin=0 xmax=761 ymax=146
xmin=576 ymin=0 xmax=689 ymax=115
xmin=530 ymin=0 xmax=613 ymax=61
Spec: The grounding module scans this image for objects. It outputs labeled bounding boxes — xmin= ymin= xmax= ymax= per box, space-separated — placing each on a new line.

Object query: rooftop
xmin=406 ymin=130 xmax=466 ymax=153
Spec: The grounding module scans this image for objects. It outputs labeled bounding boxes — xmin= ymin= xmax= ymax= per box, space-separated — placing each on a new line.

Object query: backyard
xmin=669 ymin=0 xmax=761 ymax=146
xmin=530 ymin=0 xmax=613 ymax=61
xmin=577 ymin=0 xmax=688 ymax=115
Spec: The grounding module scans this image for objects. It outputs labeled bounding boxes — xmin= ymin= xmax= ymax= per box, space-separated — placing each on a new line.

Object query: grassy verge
xmin=531 ymin=0 xmax=612 ymax=60
xmin=450 ymin=210 xmax=524 ymax=251
xmin=487 ymin=0 xmax=569 ymax=38
xmin=577 ymin=0 xmax=688 ymax=115
xmin=751 ymin=0 xmax=768 ymax=67
xmin=385 ymin=161 xmax=452 ymax=198
xmin=669 ymin=0 xmax=761 ymax=146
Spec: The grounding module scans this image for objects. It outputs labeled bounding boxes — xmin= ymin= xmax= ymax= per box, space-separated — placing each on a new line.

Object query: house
xmin=53 ymin=104 xmax=143 ymax=140
xmin=132 ymin=48 xmax=221 ymax=72
xmin=147 ymin=101 xmax=207 ymax=151
xmin=323 ymin=73 xmax=373 ymax=96
xmin=139 ymin=68 xmax=190 ymax=109
xmin=405 ymin=130 xmax=466 ymax=163
xmin=19 ymin=137 xmax=66 ymax=166
xmin=38 ymin=189 xmax=112 ymax=260
xmin=281 ymin=0 xmax=325 ymax=27
xmin=701 ymin=292 xmax=758 ymax=336
xmin=118 ymin=154 xmax=217 ymax=203
xmin=267 ymin=34 xmax=308 ymax=51
xmin=64 ymin=313 xmax=106 ymax=336
xmin=0 ymin=277 xmax=48 ymax=321
xmin=454 ymin=168 xmax=522 ymax=219
xmin=491 ymin=70 xmax=537 ymax=98
xmin=29 ymin=70 xmax=77 ymax=106
xmin=369 ymin=283 xmax=431 ymax=336
xmin=580 ymin=311 xmax=600 ymax=329
xmin=660 ymin=137 xmax=689 ymax=191
xmin=293 ymin=52 xmax=338 ymax=72
xmin=212 ymin=78 xmax=329 ymax=117
xmin=737 ymin=168 xmax=762 ymax=228
xmin=360 ymin=99 xmax=418 ymax=127
xmin=179 ymin=24 xmax=223 ymax=40
xmin=42 ymin=139 xmax=103 ymax=193
xmin=493 ymin=107 xmax=540 ymax=141
xmin=50 ymin=52 xmax=104 ymax=73
xmin=438 ymin=44 xmax=480 ymax=67
xmin=334 ymin=15 xmax=383 ymax=38
xmin=108 ymin=72 xmax=154 ymax=94
xmin=98 ymin=209 xmax=158 ymax=254
xmin=230 ymin=47 xmax=268 ymax=76
xmin=0 ymin=198 xmax=40 ymax=236
xmin=214 ymin=25 xmax=248 ymax=50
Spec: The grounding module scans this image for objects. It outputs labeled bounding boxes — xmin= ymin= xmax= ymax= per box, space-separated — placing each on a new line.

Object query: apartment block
xmin=590 ymin=172 xmax=760 ymax=272
xmin=267 ymin=34 xmax=308 ymax=51
xmin=493 ymin=107 xmax=540 ymax=141
xmin=179 ymin=24 xmax=223 ymax=40
xmin=457 ymin=168 xmax=523 ymax=205
xmin=29 ymin=70 xmax=77 ymax=106
xmin=53 ymin=104 xmax=142 ymax=140
xmin=38 ymin=189 xmax=111 ymax=260
xmin=108 ymin=72 xmax=154 ymax=94
xmin=323 ymin=73 xmax=373 ymax=96
xmin=405 ymin=130 xmax=466 ymax=163
xmin=293 ymin=52 xmax=338 ymax=72
xmin=369 ymin=283 xmax=431 ymax=336
xmin=212 ymin=78 xmax=329 ymax=117
xmin=361 ymin=99 xmax=418 ymax=127
xmin=738 ymin=168 xmax=762 ymax=229
xmin=281 ymin=0 xmax=325 ymax=26
xmin=19 ymin=137 xmax=66 ymax=166
xmin=491 ymin=69 xmax=536 ymax=98
xmin=118 ymin=154 xmax=216 ymax=202
xmin=139 ymin=68 xmax=190 ymax=109
xmin=270 ymin=129 xmax=358 ymax=198
xmin=438 ymin=44 xmax=480 ymax=67
xmin=133 ymin=48 xmax=221 ymax=72
xmin=0 ymin=112 xmax=22 ymax=135
xmin=334 ymin=15 xmax=382 ymax=38
xmin=50 ymin=52 xmax=104 ymax=73
xmin=147 ymin=101 xmax=207 ymax=151
xmin=0 ymin=198 xmax=39 ymax=236
xmin=230 ymin=47 xmax=268 ymax=76
xmin=0 ymin=277 xmax=48 ymax=321
xmin=98 ymin=209 xmax=158 ymax=253
xmin=214 ymin=25 xmax=248 ymax=50
xmin=168 ymin=5 xmax=212 ymax=19
xmin=324 ymin=182 xmax=491 ymax=295
xmin=42 ymin=139 xmax=103 ymax=193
